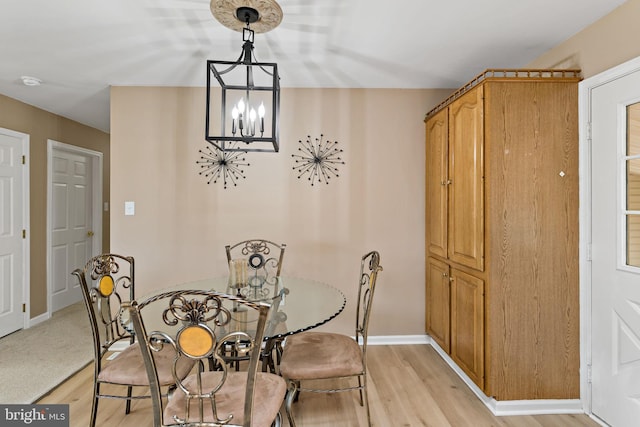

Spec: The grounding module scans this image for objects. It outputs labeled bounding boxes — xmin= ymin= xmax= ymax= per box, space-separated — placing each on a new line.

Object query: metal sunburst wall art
xmin=292 ymin=134 xmax=345 ymax=186
xmin=197 ymin=144 xmax=250 ymax=189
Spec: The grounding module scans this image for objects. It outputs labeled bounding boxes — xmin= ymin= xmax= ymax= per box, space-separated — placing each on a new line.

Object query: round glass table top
xmin=131 ymin=276 xmax=346 ymax=341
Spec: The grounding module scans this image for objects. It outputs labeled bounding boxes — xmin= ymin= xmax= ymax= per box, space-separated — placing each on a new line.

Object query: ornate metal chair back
xmin=355 ymin=251 xmax=383 ymax=358
xmin=72 ymin=254 xmax=135 ymax=363
xmin=226 ymin=239 xmax=286 ymax=298
xmin=128 ymin=290 xmax=271 ymax=427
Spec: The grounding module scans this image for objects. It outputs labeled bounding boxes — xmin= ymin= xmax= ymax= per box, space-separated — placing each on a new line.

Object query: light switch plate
xmin=124 ymin=201 xmax=135 ymax=216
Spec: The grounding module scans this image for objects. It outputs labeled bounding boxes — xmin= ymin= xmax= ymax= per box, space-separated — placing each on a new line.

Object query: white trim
xmin=0 ymin=127 xmax=30 ymax=330
xmin=617 ymin=101 xmax=626 ymax=270
xmin=46 ymin=140 xmax=103 ymax=316
xmin=27 ymin=310 xmax=50 ymax=328
xmin=589 ymin=413 xmax=610 ymax=427
xmin=367 ymin=334 xmax=430 ymax=345
xmin=490 ymin=399 xmax=583 ymax=416
xmin=109 ymin=341 xmax=131 ymax=352
xmin=579 ymin=54 xmax=640 ymax=420
xmin=617 ymin=94 xmax=640 ymax=273
xmin=578 ymin=66 xmax=595 ymax=417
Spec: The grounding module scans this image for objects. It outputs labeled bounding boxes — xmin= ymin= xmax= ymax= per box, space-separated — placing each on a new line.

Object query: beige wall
xmin=527 ymin=0 xmax=640 ymax=78
xmin=12 ymin=0 xmax=639 ymax=332
xmin=110 ymin=86 xmax=451 ymax=336
xmin=0 ymin=94 xmax=110 ymax=318
xmin=108 ymin=0 xmax=640 ymax=337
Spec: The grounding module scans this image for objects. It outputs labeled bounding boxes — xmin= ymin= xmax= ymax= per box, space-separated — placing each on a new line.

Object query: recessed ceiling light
xmin=21 ymin=76 xmax=42 ymax=86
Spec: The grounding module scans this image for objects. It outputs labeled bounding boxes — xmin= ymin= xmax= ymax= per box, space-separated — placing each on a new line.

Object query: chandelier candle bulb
xmin=249 ymin=108 xmax=257 ymax=136
xmin=258 ymin=102 xmax=265 ymax=134
xmin=231 ymin=107 xmax=239 ymax=135
xmin=237 ymin=98 xmax=245 ymax=132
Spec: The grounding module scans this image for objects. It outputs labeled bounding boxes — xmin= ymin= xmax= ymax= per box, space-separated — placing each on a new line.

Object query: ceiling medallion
xmin=292 ymin=134 xmax=345 ymax=186
xmin=197 ymin=144 xmax=250 ymax=189
xmin=210 ymin=0 xmax=283 ymax=34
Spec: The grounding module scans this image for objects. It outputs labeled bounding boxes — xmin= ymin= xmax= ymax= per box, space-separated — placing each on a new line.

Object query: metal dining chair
xmin=127 ymin=289 xmax=287 ymax=427
xmin=226 ymin=239 xmax=286 ymax=294
xmin=278 ymin=250 xmax=383 ymax=427
xmin=225 ymin=239 xmax=286 ymax=370
xmin=72 ymin=254 xmax=194 ymax=427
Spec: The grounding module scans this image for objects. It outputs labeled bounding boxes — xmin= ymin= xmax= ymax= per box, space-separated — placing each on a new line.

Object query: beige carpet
xmin=0 ymin=302 xmax=93 ymax=403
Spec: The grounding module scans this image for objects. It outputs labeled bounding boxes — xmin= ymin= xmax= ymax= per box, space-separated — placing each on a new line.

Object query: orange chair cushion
xmin=279 ymin=332 xmax=364 ymax=380
xmin=98 ymin=342 xmax=193 ymax=386
xmin=164 ymin=371 xmax=286 ymax=427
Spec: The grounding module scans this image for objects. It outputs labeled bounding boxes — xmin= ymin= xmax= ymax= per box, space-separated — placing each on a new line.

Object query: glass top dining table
xmin=131 ymin=276 xmax=346 ymax=343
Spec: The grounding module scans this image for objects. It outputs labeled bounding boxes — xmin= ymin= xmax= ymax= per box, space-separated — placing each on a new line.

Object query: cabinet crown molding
xmin=424 ymin=68 xmax=582 ymax=121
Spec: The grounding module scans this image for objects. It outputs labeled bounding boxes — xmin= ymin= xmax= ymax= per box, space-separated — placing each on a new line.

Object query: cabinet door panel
xmin=425 ymin=257 xmax=450 ymax=352
xmin=425 ymin=109 xmax=448 ymax=258
xmin=451 ymin=268 xmax=484 ymax=388
xmin=448 ymin=87 xmax=485 ymax=271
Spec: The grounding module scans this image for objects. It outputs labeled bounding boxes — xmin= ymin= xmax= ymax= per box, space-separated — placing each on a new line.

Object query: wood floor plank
xmin=37 ymin=344 xmax=599 ymax=427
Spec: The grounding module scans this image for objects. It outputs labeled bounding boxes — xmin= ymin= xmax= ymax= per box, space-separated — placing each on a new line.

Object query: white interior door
xmin=0 ymin=128 xmax=29 ymax=338
xmin=590 ymin=64 xmax=640 ymax=427
xmin=50 ymin=147 xmax=93 ymax=311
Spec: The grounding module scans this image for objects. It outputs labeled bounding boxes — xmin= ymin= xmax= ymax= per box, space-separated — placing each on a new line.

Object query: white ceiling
xmin=0 ymin=0 xmax=627 ymax=132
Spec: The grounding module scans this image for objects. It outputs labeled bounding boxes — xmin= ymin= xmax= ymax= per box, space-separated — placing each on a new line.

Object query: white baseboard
xmin=367 ymin=335 xmax=430 ymax=345
xmin=369 ymin=334 xmax=585 ymax=417
xmin=28 ymin=311 xmax=51 ymax=328
xmin=109 ymin=341 xmax=132 ymax=352
xmin=490 ymin=399 xmax=583 ymax=416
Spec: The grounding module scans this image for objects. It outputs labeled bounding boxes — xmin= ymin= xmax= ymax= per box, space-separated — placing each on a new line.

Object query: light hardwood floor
xmin=38 ymin=345 xmax=598 ymax=426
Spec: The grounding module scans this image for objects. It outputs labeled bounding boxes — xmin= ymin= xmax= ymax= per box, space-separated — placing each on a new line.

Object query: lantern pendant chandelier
xmin=207 ymin=0 xmax=283 ymax=153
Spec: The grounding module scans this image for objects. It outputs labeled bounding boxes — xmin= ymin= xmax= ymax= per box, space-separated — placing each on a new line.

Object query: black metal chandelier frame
xmin=205 ymin=7 xmax=280 ymax=153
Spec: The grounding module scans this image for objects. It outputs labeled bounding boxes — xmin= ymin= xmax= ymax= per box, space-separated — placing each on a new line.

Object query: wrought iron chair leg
xmin=261 ymin=338 xmax=280 ymax=374
xmin=233 ymin=347 xmax=240 ymax=371
xmin=272 ymin=411 xmax=282 ymax=427
xmin=126 ymin=385 xmax=133 ymax=414
xmin=276 ymin=340 xmax=283 ymax=365
xmin=363 ymin=375 xmax=372 ymax=427
xmin=261 ymin=347 xmax=271 ymax=372
xmin=284 ymin=381 xmax=299 ymax=427
xmin=90 ymin=383 xmax=99 ymax=427
xmin=357 ymin=375 xmax=364 ymax=406
xmin=293 ymin=380 xmax=301 ymax=402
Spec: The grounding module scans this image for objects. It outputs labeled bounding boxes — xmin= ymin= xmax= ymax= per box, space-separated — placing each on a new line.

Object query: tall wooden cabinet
xmin=425 ymin=70 xmax=581 ymax=401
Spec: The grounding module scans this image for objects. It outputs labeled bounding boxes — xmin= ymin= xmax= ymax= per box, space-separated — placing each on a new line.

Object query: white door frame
xmin=0 ymin=127 xmax=30 ymax=329
xmin=46 ymin=139 xmax=102 ymax=317
xmin=579 ymin=54 xmax=640 ymax=417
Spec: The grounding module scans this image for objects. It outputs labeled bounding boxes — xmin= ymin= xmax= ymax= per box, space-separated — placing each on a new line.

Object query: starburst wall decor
xmin=197 ymin=144 xmax=250 ymax=189
xmin=291 ymin=134 xmax=345 ymax=186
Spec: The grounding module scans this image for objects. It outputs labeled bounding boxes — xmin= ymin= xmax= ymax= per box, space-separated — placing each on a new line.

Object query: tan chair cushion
xmin=279 ymin=332 xmax=364 ymax=380
xmin=164 ymin=371 xmax=286 ymax=427
xmin=98 ymin=342 xmax=194 ymax=386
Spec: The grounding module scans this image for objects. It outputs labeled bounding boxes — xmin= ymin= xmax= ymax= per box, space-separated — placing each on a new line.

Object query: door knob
xmin=87 ymin=231 xmax=94 ymax=237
